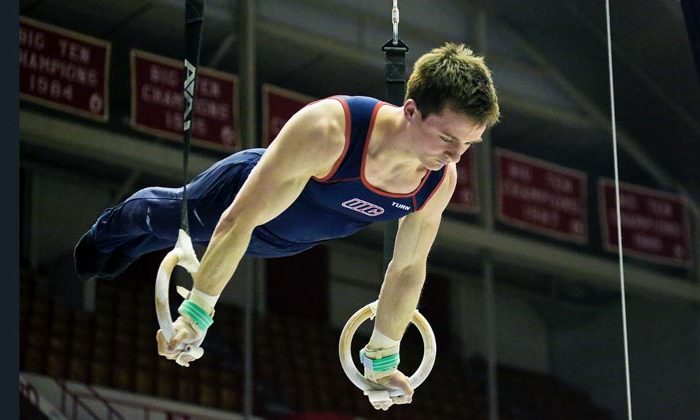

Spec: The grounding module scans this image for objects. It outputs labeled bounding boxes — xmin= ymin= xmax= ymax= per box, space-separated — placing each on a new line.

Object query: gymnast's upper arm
xmin=220 ymin=98 xmax=346 ymax=228
xmin=390 ymin=165 xmax=458 ymax=271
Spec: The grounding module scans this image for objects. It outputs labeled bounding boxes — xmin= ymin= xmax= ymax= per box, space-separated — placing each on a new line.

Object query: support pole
xmin=238 ymin=0 xmax=256 ymax=418
xmin=483 ymin=259 xmax=498 ymax=420
xmin=476 ymin=10 xmax=499 ymax=420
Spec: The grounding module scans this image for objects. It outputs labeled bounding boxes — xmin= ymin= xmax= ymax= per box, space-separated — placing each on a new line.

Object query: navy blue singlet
xmin=246 ymin=95 xmax=448 ymax=257
xmin=90 ymin=96 xmax=447 ymax=260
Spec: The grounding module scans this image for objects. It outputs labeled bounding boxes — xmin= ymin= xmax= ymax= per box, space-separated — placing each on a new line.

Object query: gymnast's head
xmin=406 ymin=42 xmax=500 ymax=128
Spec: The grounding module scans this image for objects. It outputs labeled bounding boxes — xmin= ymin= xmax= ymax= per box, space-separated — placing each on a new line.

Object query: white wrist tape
xmin=189 ymin=288 xmax=220 ymax=315
xmin=367 ymin=329 xmax=400 ymax=357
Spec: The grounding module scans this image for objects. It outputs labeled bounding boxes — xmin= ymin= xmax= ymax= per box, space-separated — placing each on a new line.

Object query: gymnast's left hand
xmin=155 ymin=316 xmax=205 ymax=366
xmin=370 ymin=370 xmax=414 ymax=406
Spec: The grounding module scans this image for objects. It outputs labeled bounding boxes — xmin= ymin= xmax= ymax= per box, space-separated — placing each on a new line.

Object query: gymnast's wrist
xmin=366 ymin=329 xmax=400 ymax=357
xmin=189 ymin=287 xmax=220 ymax=315
xmin=178 ymin=301 xmax=214 ymax=332
xmin=360 ymin=346 xmax=400 ymax=381
xmin=178 ymin=288 xmax=219 ymax=332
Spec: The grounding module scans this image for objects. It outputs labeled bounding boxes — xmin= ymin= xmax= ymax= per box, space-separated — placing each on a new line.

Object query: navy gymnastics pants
xmin=89 ymin=149 xmax=263 ymax=258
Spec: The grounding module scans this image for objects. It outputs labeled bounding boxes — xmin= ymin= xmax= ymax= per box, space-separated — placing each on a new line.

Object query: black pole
xmin=181 ymin=0 xmax=205 ymax=234
xmin=381 ymin=38 xmax=409 ymax=274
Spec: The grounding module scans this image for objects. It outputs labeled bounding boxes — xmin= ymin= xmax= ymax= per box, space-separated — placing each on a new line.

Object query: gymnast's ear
xmin=403 ymin=99 xmax=420 ymax=120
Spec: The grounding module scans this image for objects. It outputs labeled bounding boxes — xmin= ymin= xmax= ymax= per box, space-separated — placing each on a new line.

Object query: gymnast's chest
xmin=299 ymin=179 xmax=415 ymax=222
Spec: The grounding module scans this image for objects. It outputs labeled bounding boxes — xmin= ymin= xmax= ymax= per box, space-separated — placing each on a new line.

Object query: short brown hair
xmin=406 ymin=43 xmax=500 ymax=128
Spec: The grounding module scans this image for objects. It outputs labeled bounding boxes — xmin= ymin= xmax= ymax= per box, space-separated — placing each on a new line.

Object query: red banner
xmin=497 ymin=149 xmax=588 ymax=243
xmin=19 ymin=16 xmax=111 ymax=121
xmin=449 ymin=149 xmax=479 ymax=213
xmin=262 ymin=84 xmax=315 ymax=146
xmin=130 ymin=49 xmax=239 ymax=151
xmin=599 ymin=180 xmax=692 ymax=266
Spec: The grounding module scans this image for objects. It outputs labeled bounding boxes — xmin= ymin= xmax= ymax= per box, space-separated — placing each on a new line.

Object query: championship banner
xmin=599 ymin=179 xmax=692 ymax=266
xmin=448 ymin=149 xmax=479 ymax=213
xmin=496 ymin=149 xmax=588 ymax=243
xmin=262 ymin=84 xmax=315 ymax=146
xmin=130 ymin=49 xmax=239 ymax=152
xmin=19 ymin=16 xmax=111 ymax=122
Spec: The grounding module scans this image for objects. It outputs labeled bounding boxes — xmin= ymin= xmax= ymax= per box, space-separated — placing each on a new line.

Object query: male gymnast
xmin=74 ymin=43 xmax=500 ymax=403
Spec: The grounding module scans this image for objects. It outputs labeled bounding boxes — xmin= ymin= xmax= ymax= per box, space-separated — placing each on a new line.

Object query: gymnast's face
xmin=405 ymin=100 xmax=486 ymax=171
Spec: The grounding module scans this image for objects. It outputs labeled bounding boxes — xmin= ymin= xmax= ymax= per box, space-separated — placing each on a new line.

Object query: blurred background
xmin=18 ymin=0 xmax=700 ymax=419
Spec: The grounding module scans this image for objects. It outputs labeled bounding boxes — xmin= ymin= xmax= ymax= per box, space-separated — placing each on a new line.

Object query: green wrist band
xmin=178 ymin=299 xmax=214 ymax=332
xmin=359 ymin=349 xmax=400 ymax=372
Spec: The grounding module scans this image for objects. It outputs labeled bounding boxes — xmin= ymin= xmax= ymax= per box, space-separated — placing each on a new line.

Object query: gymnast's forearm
xmin=192 ymin=215 xmax=255 ymax=298
xmin=372 ymin=262 xmax=426 ymax=342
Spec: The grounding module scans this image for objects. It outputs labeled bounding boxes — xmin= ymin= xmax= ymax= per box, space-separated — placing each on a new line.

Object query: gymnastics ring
xmin=154 ymin=229 xmax=204 ymax=366
xmin=338 ymin=300 xmax=437 ymax=408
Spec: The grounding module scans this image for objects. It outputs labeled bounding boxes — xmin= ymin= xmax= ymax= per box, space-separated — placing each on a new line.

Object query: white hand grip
xmin=338 ymin=300 xmax=437 ymax=402
xmin=155 ymin=229 xmax=200 ymax=343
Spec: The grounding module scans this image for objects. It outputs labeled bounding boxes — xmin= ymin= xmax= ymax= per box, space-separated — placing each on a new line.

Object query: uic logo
xmin=341 ymin=198 xmax=385 ymax=216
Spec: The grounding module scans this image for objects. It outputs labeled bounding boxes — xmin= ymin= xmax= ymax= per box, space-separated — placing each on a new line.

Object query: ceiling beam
xmin=356 ymin=219 xmax=700 ymax=304
xmin=19 ymin=110 xmax=217 ymax=181
xmin=560 ymin=0 xmax=700 ymax=139
xmin=498 ymin=20 xmax=700 ymax=219
xmin=100 ymin=0 xmax=153 ymax=38
xmin=497 ymin=92 xmax=591 ymax=128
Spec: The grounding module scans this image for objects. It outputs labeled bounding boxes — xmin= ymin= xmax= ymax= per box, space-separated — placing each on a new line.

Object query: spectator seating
xmin=20 ymin=266 xmax=612 ymax=420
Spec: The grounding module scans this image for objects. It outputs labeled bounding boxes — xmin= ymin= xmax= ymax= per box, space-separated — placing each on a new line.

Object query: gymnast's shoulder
xmin=278 ymin=97 xmax=348 ymax=159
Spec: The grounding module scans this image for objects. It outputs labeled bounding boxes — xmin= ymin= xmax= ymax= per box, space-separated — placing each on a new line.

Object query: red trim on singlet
xmin=416 ymin=164 xmax=450 ymax=211
xmin=360 ymin=102 xmax=431 ymax=198
xmin=312 ymin=96 xmax=352 ymax=182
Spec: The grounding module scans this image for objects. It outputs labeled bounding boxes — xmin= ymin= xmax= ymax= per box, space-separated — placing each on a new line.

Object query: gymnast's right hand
xmin=156 ymin=315 xmax=206 ymax=367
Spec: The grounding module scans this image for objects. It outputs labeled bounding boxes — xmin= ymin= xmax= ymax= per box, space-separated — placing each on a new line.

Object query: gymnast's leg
xmin=73 ymin=149 xmax=261 ymax=281
xmin=73 ymin=186 xmax=186 ymax=281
